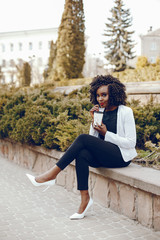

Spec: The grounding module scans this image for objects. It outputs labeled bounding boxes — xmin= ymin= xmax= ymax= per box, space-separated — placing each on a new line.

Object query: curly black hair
xmin=90 ymin=75 xmax=127 ymax=106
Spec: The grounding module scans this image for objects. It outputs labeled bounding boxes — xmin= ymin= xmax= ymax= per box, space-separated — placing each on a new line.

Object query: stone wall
xmin=54 ymin=81 xmax=160 ymax=104
xmin=0 ymin=138 xmax=160 ymax=231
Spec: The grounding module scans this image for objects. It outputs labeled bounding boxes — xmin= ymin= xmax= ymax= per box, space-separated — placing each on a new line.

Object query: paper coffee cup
xmin=94 ymin=111 xmax=103 ymax=126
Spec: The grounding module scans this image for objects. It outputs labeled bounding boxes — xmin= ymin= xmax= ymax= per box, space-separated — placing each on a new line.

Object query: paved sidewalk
xmin=0 ymin=156 xmax=160 ymax=240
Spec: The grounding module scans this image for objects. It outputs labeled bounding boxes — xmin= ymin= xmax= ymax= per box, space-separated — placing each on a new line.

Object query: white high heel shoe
xmin=70 ymin=198 xmax=93 ymax=220
xmin=26 ymin=174 xmax=55 ymax=192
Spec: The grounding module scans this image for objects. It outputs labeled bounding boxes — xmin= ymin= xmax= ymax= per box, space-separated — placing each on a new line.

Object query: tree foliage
xmin=103 ymin=0 xmax=135 ymax=72
xmin=53 ymin=0 xmax=85 ymax=81
xmin=0 ymin=66 xmax=4 ymax=84
xmin=136 ymin=56 xmax=149 ymax=68
xmin=16 ymin=61 xmax=31 ymax=87
xmin=113 ymin=56 xmax=160 ymax=82
xmin=43 ymin=40 xmax=57 ymax=81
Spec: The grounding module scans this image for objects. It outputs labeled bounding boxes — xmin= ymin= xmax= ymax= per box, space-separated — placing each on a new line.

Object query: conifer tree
xmin=103 ymin=0 xmax=135 ymax=72
xmin=23 ymin=62 xmax=31 ymax=86
xmin=43 ymin=40 xmax=57 ymax=80
xmin=54 ymin=0 xmax=85 ymax=80
xmin=0 ymin=66 xmax=4 ymax=84
xmin=17 ymin=62 xmax=31 ymax=87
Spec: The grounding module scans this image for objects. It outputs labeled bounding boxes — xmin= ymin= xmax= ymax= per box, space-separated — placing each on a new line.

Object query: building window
xmin=150 ymin=56 xmax=156 ymax=63
xmin=38 ymin=58 xmax=43 ymax=66
xmin=2 ymin=60 xmax=6 ymax=67
xmin=19 ymin=42 xmax=22 ymax=51
xmin=29 ymin=42 xmax=33 ymax=50
xmin=10 ymin=43 xmax=14 ymax=51
xmin=10 ymin=59 xmax=15 ymax=67
xmin=1 ymin=44 xmax=5 ymax=52
xmin=39 ymin=41 xmax=42 ymax=50
xmin=151 ymin=42 xmax=157 ymax=50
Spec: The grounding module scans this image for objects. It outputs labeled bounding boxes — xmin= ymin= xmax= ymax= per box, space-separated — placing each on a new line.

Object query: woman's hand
xmin=93 ymin=123 xmax=107 ymax=136
xmin=90 ymin=105 xmax=99 ymax=119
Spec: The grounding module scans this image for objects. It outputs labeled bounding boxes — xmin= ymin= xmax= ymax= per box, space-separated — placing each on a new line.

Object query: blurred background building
xmin=140 ymin=27 xmax=160 ymax=63
xmin=0 ymin=28 xmax=58 ymax=85
xmin=0 ymin=28 xmax=106 ymax=85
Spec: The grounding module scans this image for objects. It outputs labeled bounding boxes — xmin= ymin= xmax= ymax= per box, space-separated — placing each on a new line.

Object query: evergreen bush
xmin=0 ymin=85 xmax=159 ymax=152
xmin=113 ymin=57 xmax=160 ymax=82
xmin=128 ymin=99 xmax=160 ymax=149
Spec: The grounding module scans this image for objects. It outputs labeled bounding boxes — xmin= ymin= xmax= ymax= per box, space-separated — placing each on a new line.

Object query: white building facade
xmin=0 ymin=28 xmax=58 ymax=85
xmin=140 ymin=28 xmax=160 ymax=63
xmin=0 ymin=28 xmax=106 ymax=85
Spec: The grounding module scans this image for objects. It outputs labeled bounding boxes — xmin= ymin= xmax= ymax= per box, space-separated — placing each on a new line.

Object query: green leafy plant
xmin=134 ymin=135 xmax=160 ymax=170
xmin=0 ymin=84 xmax=159 ymax=160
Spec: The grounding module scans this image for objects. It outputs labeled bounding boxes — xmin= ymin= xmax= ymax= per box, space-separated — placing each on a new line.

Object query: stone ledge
xmin=19 ymin=140 xmax=160 ymax=196
xmin=90 ymin=164 xmax=160 ymax=196
xmin=0 ymin=138 xmax=160 ymax=231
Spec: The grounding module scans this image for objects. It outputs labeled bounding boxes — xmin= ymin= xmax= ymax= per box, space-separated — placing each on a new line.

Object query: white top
xmin=89 ymin=105 xmax=137 ymax=162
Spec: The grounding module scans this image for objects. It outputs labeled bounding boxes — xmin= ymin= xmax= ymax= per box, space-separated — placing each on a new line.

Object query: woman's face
xmin=96 ymin=85 xmax=109 ymax=109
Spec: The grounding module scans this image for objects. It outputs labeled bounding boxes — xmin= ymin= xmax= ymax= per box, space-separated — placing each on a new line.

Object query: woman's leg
xmin=36 ymin=133 xmax=129 ymax=183
xmin=35 ymin=134 xmax=98 ymax=183
xmin=56 ymin=134 xmax=130 ymax=170
xmin=73 ymin=135 xmax=130 ymax=214
xmin=35 ymin=165 xmax=61 ymax=183
xmin=79 ymin=190 xmax=90 ymax=214
xmin=35 ymin=134 xmax=89 ymax=183
xmin=75 ymin=149 xmax=100 ymax=190
xmin=35 ymin=133 xmax=130 ymax=215
xmin=75 ymin=149 xmax=99 ymax=214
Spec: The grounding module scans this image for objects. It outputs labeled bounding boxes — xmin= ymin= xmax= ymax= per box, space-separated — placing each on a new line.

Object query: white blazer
xmin=89 ymin=105 xmax=137 ymax=162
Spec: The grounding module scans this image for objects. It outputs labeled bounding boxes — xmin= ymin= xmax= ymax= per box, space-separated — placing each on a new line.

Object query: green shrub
xmin=0 ymin=97 xmax=8 ymax=117
xmin=0 ymin=84 xmax=159 ymax=152
xmin=136 ymin=56 xmax=149 ymax=68
xmin=54 ymin=119 xmax=88 ymax=151
xmin=113 ymin=56 xmax=160 ymax=82
xmin=10 ymin=105 xmax=52 ymax=145
xmin=130 ymin=101 xmax=160 ymax=149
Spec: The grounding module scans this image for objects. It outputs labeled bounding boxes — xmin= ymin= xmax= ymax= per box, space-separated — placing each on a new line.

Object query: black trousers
xmin=56 ymin=134 xmax=131 ymax=190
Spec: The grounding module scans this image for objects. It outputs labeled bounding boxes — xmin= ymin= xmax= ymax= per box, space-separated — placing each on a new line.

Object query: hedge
xmin=0 ymin=85 xmax=159 ymax=151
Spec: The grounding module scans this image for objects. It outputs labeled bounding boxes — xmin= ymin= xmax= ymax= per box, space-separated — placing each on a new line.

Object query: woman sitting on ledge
xmin=26 ymin=75 xmax=137 ymax=220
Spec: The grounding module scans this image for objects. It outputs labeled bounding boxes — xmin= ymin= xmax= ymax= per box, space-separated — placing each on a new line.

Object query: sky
xmin=0 ymin=0 xmax=160 ymax=56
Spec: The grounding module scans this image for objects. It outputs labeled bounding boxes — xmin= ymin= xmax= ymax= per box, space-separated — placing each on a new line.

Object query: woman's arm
xmin=104 ymin=108 xmax=136 ymax=149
